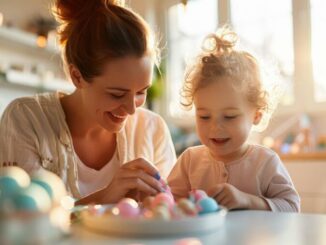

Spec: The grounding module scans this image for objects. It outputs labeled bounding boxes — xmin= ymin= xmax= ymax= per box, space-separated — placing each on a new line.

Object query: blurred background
xmin=0 ymin=0 xmax=326 ymax=213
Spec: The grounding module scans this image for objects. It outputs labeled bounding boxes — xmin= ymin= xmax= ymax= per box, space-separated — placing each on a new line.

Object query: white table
xmin=59 ymin=211 xmax=326 ymax=245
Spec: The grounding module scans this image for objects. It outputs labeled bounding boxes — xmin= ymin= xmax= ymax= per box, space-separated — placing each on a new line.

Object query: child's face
xmin=194 ymin=76 xmax=262 ymax=162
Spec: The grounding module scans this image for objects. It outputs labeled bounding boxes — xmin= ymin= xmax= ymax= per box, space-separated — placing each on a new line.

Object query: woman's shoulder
xmin=1 ymin=92 xmax=64 ymax=127
xmin=4 ymin=92 xmax=60 ymax=113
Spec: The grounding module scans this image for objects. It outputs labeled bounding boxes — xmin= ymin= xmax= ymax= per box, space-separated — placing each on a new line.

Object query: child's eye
xmin=224 ymin=115 xmax=237 ymax=120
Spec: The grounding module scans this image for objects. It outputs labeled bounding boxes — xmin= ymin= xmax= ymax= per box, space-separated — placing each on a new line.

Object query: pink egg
xmin=114 ymin=198 xmax=140 ymax=218
xmin=189 ymin=189 xmax=207 ymax=203
xmin=152 ymin=192 xmax=175 ymax=210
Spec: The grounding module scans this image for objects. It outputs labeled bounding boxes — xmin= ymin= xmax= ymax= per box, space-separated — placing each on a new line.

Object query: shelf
xmin=0 ymin=76 xmax=74 ymax=93
xmin=280 ymin=152 xmax=326 ymax=161
xmin=0 ymin=26 xmax=58 ymax=55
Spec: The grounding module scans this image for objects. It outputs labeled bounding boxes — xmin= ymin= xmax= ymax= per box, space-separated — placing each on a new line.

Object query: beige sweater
xmin=0 ymin=92 xmax=176 ymax=199
xmin=168 ymin=144 xmax=300 ymax=212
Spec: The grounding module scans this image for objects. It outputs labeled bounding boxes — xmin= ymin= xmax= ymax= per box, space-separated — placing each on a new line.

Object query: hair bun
xmin=202 ymin=27 xmax=238 ymax=54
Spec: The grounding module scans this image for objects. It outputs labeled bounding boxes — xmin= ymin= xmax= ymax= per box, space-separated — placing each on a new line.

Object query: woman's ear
xmin=69 ymin=64 xmax=87 ymax=88
xmin=253 ymin=109 xmax=263 ymax=125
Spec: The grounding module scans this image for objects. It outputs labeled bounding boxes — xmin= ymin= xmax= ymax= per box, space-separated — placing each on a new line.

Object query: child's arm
xmin=260 ymin=155 xmax=300 ymax=212
xmin=208 ymin=183 xmax=271 ymax=210
xmin=167 ymin=150 xmax=192 ymax=200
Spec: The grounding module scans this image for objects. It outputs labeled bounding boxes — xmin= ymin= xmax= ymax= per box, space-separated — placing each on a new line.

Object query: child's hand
xmin=207 ymin=183 xmax=250 ymax=210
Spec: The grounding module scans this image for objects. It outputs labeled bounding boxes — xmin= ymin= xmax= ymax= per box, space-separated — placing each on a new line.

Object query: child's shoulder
xmin=182 ymin=145 xmax=207 ymax=155
xmin=248 ymin=144 xmax=280 ymax=160
xmin=178 ymin=145 xmax=208 ymax=160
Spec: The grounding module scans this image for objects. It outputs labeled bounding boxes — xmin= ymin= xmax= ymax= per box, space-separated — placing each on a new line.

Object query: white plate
xmin=80 ymin=205 xmax=227 ymax=237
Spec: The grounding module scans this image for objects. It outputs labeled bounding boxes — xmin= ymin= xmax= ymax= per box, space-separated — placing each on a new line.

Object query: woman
xmin=0 ymin=0 xmax=176 ymax=204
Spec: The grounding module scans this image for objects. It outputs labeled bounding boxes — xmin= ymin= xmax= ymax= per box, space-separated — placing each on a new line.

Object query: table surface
xmin=57 ymin=210 xmax=326 ymax=245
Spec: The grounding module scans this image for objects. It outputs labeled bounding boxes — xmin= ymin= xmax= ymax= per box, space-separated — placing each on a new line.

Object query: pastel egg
xmin=142 ymin=196 xmax=155 ymax=210
xmin=189 ymin=189 xmax=207 ymax=203
xmin=152 ymin=192 xmax=175 ymax=210
xmin=31 ymin=169 xmax=67 ymax=204
xmin=196 ymin=197 xmax=219 ymax=214
xmin=170 ymin=205 xmax=187 ymax=219
xmin=12 ymin=183 xmax=52 ymax=213
xmin=177 ymin=198 xmax=198 ymax=216
xmin=113 ymin=198 xmax=140 ymax=218
xmin=152 ymin=204 xmax=171 ymax=220
xmin=0 ymin=166 xmax=30 ymax=198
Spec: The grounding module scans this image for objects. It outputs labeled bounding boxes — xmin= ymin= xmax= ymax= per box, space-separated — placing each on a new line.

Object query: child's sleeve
xmin=261 ymin=154 xmax=301 ymax=212
xmin=167 ymin=149 xmax=192 ymax=200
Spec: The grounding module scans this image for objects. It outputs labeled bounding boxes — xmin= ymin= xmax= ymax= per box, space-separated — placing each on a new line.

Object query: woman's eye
xmin=110 ymin=93 xmax=125 ymax=99
xmin=199 ymin=116 xmax=210 ymax=120
xmin=137 ymin=91 xmax=147 ymax=96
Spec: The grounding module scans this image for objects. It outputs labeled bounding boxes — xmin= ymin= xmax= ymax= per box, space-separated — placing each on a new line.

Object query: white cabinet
xmin=284 ymin=159 xmax=326 ymax=213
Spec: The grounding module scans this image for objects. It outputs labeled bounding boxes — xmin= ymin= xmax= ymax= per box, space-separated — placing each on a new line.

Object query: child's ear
xmin=253 ymin=109 xmax=263 ymax=125
xmin=69 ymin=64 xmax=88 ymax=88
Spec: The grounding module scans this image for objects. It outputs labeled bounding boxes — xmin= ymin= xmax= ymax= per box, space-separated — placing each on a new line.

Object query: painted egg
xmin=0 ymin=166 xmax=30 ymax=198
xmin=31 ymin=169 xmax=67 ymax=204
xmin=189 ymin=189 xmax=207 ymax=203
xmin=113 ymin=198 xmax=140 ymax=218
xmin=142 ymin=196 xmax=155 ymax=210
xmin=12 ymin=183 xmax=52 ymax=213
xmin=152 ymin=204 xmax=171 ymax=220
xmin=170 ymin=205 xmax=187 ymax=219
xmin=152 ymin=192 xmax=175 ymax=209
xmin=196 ymin=197 xmax=219 ymax=214
xmin=177 ymin=198 xmax=198 ymax=216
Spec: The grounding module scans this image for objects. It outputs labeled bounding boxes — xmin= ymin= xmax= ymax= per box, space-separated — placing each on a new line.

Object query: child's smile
xmin=194 ymin=76 xmax=262 ymax=162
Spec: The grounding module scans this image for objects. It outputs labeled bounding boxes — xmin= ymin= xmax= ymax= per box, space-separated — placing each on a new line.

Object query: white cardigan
xmin=0 ymin=92 xmax=176 ymax=199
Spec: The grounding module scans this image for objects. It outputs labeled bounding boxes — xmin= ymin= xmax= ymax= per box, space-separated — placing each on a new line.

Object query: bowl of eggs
xmin=0 ymin=166 xmax=71 ymax=244
xmin=80 ymin=189 xmax=227 ymax=236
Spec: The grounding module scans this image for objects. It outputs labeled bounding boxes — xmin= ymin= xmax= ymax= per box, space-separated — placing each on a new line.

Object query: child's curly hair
xmin=180 ymin=27 xmax=270 ymax=117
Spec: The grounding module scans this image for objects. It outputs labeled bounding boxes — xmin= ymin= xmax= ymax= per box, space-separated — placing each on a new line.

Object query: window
xmin=166 ymin=0 xmax=326 ymax=120
xmin=230 ymin=0 xmax=294 ymax=106
xmin=311 ymin=0 xmax=326 ymax=102
xmin=167 ymin=0 xmax=217 ymax=118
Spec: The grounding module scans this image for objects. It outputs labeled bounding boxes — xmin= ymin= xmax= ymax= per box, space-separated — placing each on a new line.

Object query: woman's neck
xmin=60 ymin=92 xmax=112 ymax=139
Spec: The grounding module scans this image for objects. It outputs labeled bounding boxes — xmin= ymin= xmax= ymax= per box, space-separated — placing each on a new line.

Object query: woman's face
xmin=79 ymin=55 xmax=153 ymax=132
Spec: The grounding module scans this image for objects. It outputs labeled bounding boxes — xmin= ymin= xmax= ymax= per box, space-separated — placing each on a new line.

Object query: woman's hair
xmin=52 ymin=0 xmax=158 ymax=81
xmin=181 ymin=27 xmax=269 ymax=115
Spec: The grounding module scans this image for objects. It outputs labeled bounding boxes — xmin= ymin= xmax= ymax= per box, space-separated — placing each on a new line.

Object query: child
xmin=167 ymin=27 xmax=300 ymax=212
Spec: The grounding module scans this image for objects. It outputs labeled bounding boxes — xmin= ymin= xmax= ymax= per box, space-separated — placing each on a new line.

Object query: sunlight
xmin=311 ymin=0 xmax=326 ymax=102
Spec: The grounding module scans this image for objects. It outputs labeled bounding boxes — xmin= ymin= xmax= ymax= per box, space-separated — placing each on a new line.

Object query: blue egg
xmin=197 ymin=197 xmax=219 ymax=215
xmin=12 ymin=183 xmax=52 ymax=212
xmin=0 ymin=167 xmax=30 ymax=198
xmin=0 ymin=176 xmax=22 ymax=197
xmin=31 ymin=179 xmax=53 ymax=199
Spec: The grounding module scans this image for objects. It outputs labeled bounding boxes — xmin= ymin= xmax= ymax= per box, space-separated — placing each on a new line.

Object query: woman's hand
xmin=76 ymin=158 xmax=163 ymax=205
xmin=207 ymin=183 xmax=270 ymax=210
xmin=102 ymin=158 xmax=163 ymax=203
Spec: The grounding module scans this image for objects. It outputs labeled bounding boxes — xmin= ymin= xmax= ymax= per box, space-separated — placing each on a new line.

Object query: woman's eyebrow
xmin=106 ymin=85 xmax=151 ymax=91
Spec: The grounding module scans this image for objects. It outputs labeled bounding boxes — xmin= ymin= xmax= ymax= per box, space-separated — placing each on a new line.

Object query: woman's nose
xmin=123 ymin=95 xmax=136 ymax=115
